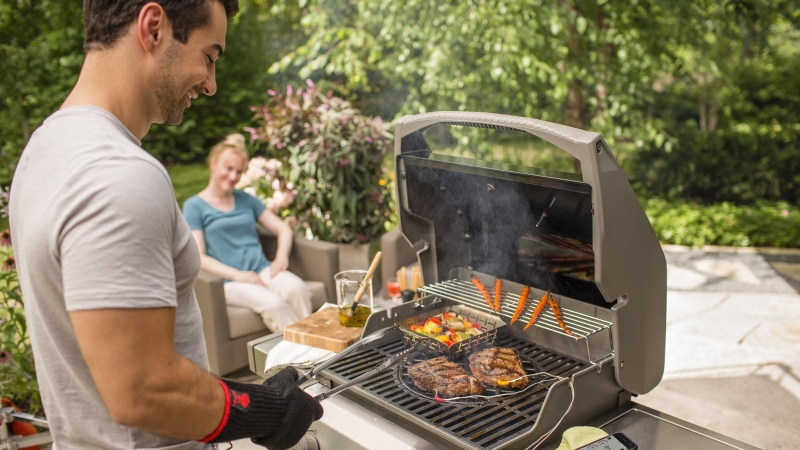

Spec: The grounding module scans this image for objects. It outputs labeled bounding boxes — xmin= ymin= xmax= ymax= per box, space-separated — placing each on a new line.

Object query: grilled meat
xmin=468 ymin=348 xmax=528 ymax=389
xmin=407 ymin=357 xmax=486 ymax=397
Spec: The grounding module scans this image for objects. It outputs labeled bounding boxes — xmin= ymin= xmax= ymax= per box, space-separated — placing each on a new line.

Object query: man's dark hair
xmin=83 ymin=0 xmax=239 ymax=51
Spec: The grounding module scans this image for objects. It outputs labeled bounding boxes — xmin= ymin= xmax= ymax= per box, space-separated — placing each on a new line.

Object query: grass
xmin=167 ymin=163 xmax=209 ymax=208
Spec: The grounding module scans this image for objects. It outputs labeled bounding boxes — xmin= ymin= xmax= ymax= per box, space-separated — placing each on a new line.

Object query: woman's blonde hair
xmin=207 ymin=133 xmax=249 ymax=166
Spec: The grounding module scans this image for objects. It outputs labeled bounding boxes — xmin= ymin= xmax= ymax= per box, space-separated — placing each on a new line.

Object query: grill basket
xmin=397 ymin=304 xmax=505 ymax=361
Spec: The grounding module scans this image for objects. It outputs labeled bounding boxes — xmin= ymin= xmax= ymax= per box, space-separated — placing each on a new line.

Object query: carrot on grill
xmin=472 ymin=276 xmax=495 ymax=311
xmin=548 ymin=295 xmax=582 ymax=339
xmin=524 ymin=290 xmax=550 ymax=331
xmin=510 ymin=286 xmax=530 ymax=324
xmin=494 ymin=278 xmax=503 ymax=312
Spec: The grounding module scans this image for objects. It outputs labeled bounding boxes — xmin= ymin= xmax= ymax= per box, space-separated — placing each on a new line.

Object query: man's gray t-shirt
xmin=10 ymin=106 xmax=211 ymax=450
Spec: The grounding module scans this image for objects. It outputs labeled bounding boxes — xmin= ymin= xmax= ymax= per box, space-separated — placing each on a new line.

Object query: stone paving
xmin=635 ymin=246 xmax=800 ymax=450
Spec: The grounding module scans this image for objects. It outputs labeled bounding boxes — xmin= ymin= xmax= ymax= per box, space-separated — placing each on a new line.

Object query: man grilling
xmin=9 ymin=1 xmax=322 ymax=449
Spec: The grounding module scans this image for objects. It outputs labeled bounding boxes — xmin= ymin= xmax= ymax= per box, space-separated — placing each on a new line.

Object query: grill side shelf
xmin=318 ymin=333 xmax=587 ymax=450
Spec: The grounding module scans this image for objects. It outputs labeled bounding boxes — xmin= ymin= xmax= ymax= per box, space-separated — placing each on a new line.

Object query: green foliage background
xmin=1 ymin=0 xmax=799 ymax=237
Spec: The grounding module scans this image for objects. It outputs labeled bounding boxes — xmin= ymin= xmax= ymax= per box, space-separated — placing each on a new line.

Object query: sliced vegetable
xmin=472 ymin=276 xmax=495 ymax=311
xmin=524 ymin=290 xmax=550 ymax=331
xmin=408 ymin=310 xmax=487 ymax=344
xmin=549 ymin=295 xmax=582 ymax=339
xmin=510 ymin=286 xmax=530 ymax=325
xmin=494 ymin=278 xmax=503 ymax=312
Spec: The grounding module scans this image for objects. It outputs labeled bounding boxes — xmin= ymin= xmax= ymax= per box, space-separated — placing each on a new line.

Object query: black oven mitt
xmin=203 ymin=367 xmax=323 ymax=450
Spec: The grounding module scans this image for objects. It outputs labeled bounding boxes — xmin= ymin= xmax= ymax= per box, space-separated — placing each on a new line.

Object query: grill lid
xmin=393 ymin=112 xmax=667 ymax=395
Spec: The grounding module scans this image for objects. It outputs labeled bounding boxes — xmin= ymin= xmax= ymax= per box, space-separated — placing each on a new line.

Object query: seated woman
xmin=183 ymin=134 xmax=312 ymax=331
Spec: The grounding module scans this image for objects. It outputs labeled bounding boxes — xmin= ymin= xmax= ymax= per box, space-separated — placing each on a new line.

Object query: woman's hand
xmin=235 ymin=271 xmax=266 ymax=286
xmin=269 ymin=255 xmax=289 ymax=277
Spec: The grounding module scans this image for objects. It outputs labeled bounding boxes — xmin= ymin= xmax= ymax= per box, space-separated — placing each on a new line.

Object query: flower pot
xmin=337 ymin=240 xmax=382 ymax=290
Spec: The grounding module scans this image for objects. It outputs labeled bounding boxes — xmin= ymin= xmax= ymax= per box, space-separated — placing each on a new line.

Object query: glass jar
xmin=334 ymin=270 xmax=373 ymax=327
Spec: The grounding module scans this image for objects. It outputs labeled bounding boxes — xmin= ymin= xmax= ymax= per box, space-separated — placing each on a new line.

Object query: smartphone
xmin=575 ymin=432 xmax=638 ymax=450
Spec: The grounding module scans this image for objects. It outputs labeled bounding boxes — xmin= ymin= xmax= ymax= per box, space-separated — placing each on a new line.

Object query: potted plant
xmin=245 ymin=81 xmax=394 ymax=285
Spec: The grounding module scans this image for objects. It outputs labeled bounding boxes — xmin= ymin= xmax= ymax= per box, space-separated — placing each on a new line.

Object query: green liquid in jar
xmin=338 ymin=305 xmax=372 ymax=327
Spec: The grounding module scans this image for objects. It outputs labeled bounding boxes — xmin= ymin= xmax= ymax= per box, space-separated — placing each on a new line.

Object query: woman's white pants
xmin=223 ymin=268 xmax=312 ymax=332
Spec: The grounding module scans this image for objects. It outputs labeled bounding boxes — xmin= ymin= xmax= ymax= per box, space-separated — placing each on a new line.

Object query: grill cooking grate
xmin=322 ymin=333 xmax=587 ymax=449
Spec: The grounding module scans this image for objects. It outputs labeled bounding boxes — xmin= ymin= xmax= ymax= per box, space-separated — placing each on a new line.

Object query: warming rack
xmin=419 ymin=279 xmax=612 ymax=340
xmin=419 ymin=279 xmax=614 ymax=364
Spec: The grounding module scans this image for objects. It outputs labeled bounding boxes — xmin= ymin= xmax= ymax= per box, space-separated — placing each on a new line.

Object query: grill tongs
xmin=295 ymin=326 xmax=413 ymax=401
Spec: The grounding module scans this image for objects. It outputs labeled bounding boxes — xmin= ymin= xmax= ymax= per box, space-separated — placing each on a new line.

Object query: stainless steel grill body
xmin=395 ymin=112 xmax=667 ymax=395
xmin=249 ymin=112 xmax=764 ymax=450
xmin=316 ymin=112 xmax=666 ymax=448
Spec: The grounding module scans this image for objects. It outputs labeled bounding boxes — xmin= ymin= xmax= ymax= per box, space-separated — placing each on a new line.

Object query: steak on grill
xmin=468 ymin=348 xmax=528 ymax=389
xmin=407 ymin=357 xmax=486 ymax=397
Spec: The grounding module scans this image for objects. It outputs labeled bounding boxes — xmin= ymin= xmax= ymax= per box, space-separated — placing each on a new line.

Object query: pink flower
xmin=243 ymin=127 xmax=259 ymax=142
xmin=243 ymin=187 xmax=257 ymax=197
xmin=297 ymin=139 xmax=309 ymax=147
xmin=0 ymin=350 xmax=10 ymax=365
xmin=267 ymin=89 xmax=277 ymax=96
xmin=307 ymin=152 xmax=318 ymax=162
xmin=265 ymin=159 xmax=282 ymax=171
xmin=2 ymin=255 xmax=15 ymax=271
xmin=339 ymin=158 xmax=349 ymax=166
xmin=235 ymin=173 xmax=252 ymax=189
xmin=287 ymin=85 xmax=293 ymax=96
xmin=272 ymin=179 xmax=281 ymax=191
xmin=306 ymin=79 xmax=315 ymax=89
xmin=0 ymin=229 xmax=10 ymax=246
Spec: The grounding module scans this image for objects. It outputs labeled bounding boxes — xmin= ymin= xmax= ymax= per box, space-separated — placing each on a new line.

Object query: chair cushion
xmin=306 ymin=280 xmax=328 ymax=311
xmin=226 ymin=281 xmax=329 ymax=339
xmin=227 ymin=305 xmax=267 ymax=339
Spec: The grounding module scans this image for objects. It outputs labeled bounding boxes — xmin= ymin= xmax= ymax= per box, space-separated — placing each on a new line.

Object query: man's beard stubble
xmin=154 ymin=42 xmax=190 ymax=126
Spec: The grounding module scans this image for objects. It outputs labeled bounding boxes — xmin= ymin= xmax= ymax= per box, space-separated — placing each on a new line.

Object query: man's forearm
xmin=70 ymin=308 xmax=227 ymax=441
xmin=123 ymin=357 xmax=225 ymax=440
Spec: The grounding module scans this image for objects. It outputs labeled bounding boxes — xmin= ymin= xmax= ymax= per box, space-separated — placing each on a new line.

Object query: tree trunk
xmin=699 ymin=91 xmax=708 ymax=133
xmin=565 ymin=79 xmax=586 ymax=130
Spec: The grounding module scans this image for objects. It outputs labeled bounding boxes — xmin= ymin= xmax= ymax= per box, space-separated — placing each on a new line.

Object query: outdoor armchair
xmin=194 ymin=226 xmax=339 ymax=376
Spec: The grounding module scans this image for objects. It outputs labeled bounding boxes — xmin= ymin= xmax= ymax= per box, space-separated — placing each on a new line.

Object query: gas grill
xmin=249 ymin=112 xmax=763 ymax=450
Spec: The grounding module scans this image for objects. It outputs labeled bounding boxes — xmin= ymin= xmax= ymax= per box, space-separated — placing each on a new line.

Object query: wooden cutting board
xmin=283 ymin=307 xmax=363 ymax=352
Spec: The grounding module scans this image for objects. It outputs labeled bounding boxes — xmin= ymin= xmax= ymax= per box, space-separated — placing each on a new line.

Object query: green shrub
xmin=643 ymin=198 xmax=800 ymax=248
xmin=632 ymin=122 xmax=800 ymax=205
xmin=249 ymin=81 xmax=394 ymax=244
xmin=0 ymin=240 xmax=42 ymax=415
